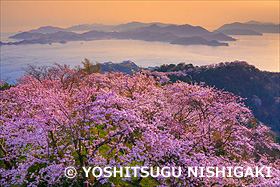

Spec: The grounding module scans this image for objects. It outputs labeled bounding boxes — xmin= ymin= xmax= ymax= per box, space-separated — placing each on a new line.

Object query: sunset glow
xmin=1 ymin=1 xmax=279 ymax=32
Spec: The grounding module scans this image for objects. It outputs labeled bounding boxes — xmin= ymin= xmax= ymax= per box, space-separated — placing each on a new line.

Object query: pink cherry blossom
xmin=1 ymin=65 xmax=279 ymax=186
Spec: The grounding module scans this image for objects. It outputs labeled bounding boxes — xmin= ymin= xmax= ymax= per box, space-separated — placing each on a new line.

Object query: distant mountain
xmin=133 ymin=24 xmax=235 ymax=41
xmin=66 ymin=24 xmax=115 ymax=32
xmin=165 ymin=24 xmax=211 ymax=36
xmin=2 ymin=22 xmax=239 ymax=46
xmin=66 ymin=22 xmax=172 ymax=32
xmin=245 ymin=20 xmax=276 ymax=25
xmin=115 ymin=30 xmax=179 ymax=42
xmin=170 ymin=36 xmax=228 ymax=46
xmin=134 ymin=24 xmax=211 ymax=37
xmin=7 ymin=31 xmax=83 ymax=44
xmin=78 ymin=29 xmax=179 ymax=42
xmin=80 ymin=30 xmax=109 ymax=39
xmin=3 ymin=25 xmax=229 ymax=47
xmin=111 ymin=21 xmax=173 ymax=32
xmin=42 ymin=31 xmax=83 ymax=41
xmin=9 ymin=32 xmax=45 ymax=39
xmin=134 ymin=24 xmax=163 ymax=32
xmin=215 ymin=21 xmax=280 ymax=33
xmin=215 ymin=29 xmax=263 ymax=35
xmin=28 ymin=26 xmax=66 ymax=34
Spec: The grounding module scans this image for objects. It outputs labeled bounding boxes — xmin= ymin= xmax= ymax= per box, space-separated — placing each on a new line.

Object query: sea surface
xmin=1 ymin=32 xmax=279 ymax=83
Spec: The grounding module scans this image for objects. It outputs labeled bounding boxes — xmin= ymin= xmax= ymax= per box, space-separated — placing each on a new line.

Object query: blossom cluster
xmin=1 ymin=65 xmax=279 ymax=186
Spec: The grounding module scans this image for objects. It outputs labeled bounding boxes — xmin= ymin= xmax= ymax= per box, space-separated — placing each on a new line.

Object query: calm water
xmin=1 ymin=32 xmax=279 ymax=83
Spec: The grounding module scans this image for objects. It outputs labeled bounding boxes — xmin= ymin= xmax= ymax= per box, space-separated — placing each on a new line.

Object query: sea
xmin=1 ymin=32 xmax=279 ymax=83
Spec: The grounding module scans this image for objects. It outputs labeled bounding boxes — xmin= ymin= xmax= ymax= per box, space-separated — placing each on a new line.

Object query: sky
xmin=1 ymin=1 xmax=279 ymax=32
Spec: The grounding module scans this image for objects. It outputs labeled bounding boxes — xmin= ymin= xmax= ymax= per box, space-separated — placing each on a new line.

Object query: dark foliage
xmin=155 ymin=61 xmax=280 ymax=141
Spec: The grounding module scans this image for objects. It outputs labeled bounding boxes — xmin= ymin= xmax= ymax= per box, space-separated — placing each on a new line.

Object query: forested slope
xmin=155 ymin=61 xmax=280 ymax=141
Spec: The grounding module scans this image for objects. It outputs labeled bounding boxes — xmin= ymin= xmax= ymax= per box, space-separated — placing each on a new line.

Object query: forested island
xmin=1 ymin=21 xmax=278 ymax=47
xmin=215 ymin=20 xmax=280 ymax=35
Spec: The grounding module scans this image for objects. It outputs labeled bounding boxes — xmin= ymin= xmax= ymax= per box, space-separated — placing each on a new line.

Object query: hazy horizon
xmin=1 ymin=1 xmax=279 ymax=32
xmin=1 ymin=1 xmax=279 ymax=77
xmin=1 ymin=20 xmax=280 ymax=34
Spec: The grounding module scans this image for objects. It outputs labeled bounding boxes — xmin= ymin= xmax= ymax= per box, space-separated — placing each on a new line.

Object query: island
xmin=1 ymin=22 xmax=234 ymax=47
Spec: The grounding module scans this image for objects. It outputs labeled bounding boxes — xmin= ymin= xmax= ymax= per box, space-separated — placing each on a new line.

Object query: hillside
xmin=89 ymin=60 xmax=280 ymax=140
xmin=1 ymin=63 xmax=280 ymax=186
xmin=6 ymin=60 xmax=278 ymax=140
xmin=155 ymin=61 xmax=280 ymax=141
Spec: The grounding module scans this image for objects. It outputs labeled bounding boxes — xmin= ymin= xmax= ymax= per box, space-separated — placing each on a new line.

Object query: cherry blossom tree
xmin=1 ymin=65 xmax=279 ymax=186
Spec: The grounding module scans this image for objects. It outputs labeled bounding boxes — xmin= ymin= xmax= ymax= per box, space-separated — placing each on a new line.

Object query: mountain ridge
xmin=215 ymin=21 xmax=280 ymax=34
xmin=3 ymin=22 xmax=233 ymax=46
